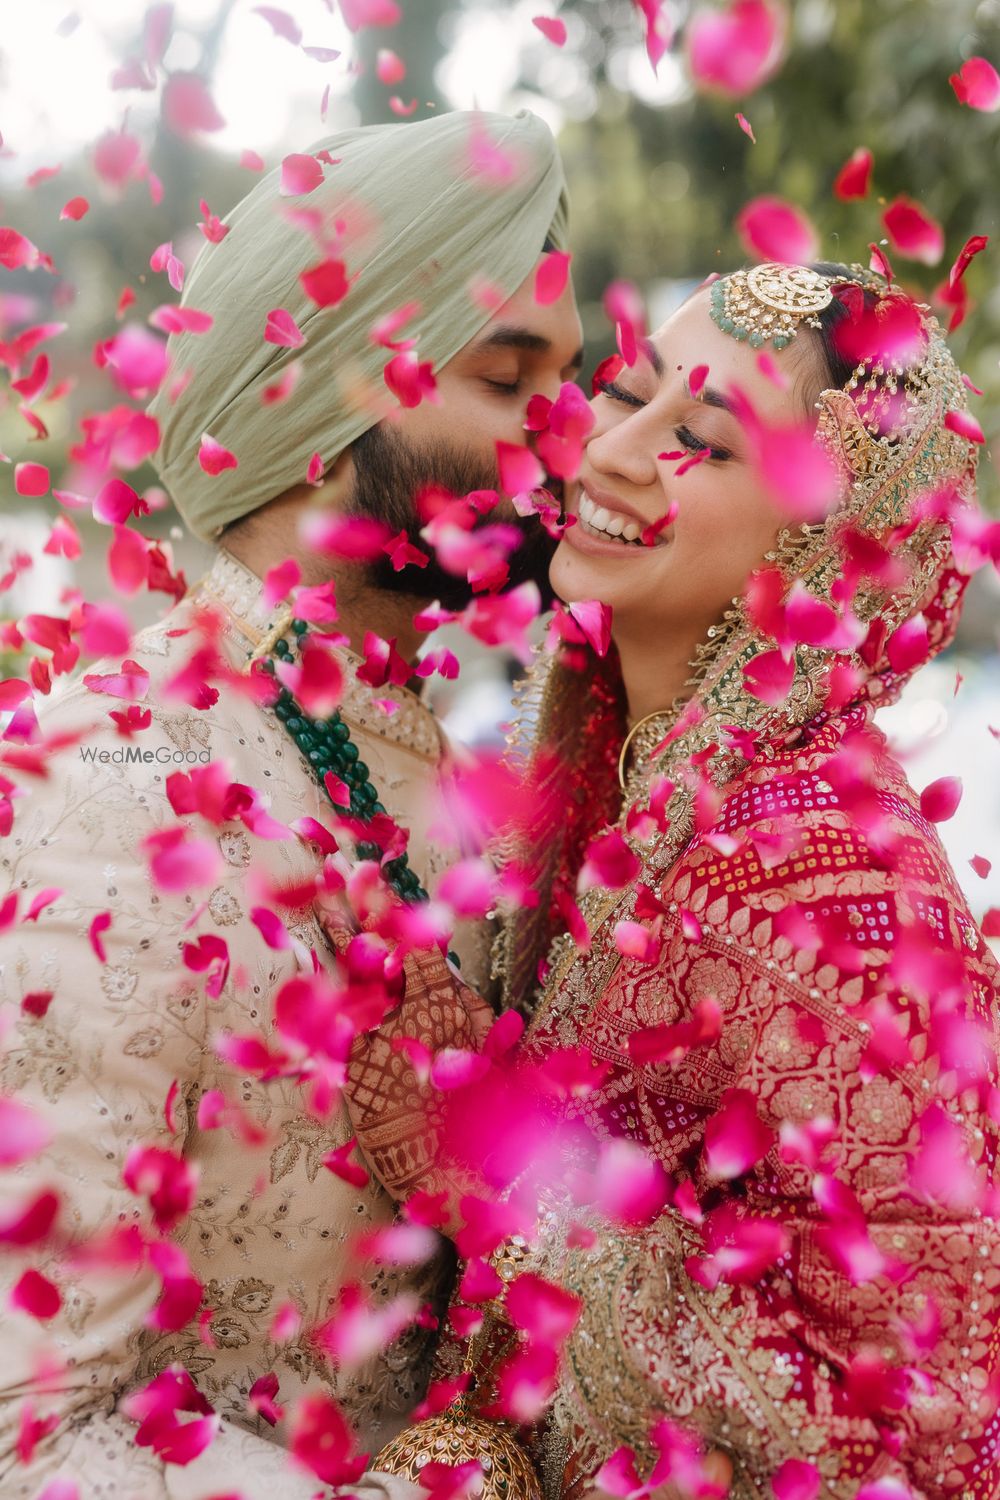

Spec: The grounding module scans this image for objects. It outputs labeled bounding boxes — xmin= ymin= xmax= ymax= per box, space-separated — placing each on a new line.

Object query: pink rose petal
xmin=162 ymin=73 xmax=226 ymax=137
xmin=264 ymin=307 xmax=305 ymax=347
xmin=198 ymin=433 xmax=238 ymax=475
xmin=60 ymin=195 xmax=90 ymax=221
xmin=496 ymin=441 xmax=544 ymax=496
xmin=376 ymin=48 xmax=406 ymax=83
xmin=534 ymin=249 xmax=571 ymax=305
xmin=10 ymin=1268 xmax=62 ymax=1320
xmin=339 ymin=0 xmax=401 ymax=30
xmin=687 ymin=0 xmax=785 ymax=97
xmin=384 ymin=350 xmax=438 ymax=407
xmin=944 ymin=407 xmax=985 ymax=444
xmin=0 ymin=1097 xmax=52 ymax=1165
xmin=919 ymin=775 xmax=962 ymax=823
xmin=833 ymin=146 xmax=873 ymax=201
xmin=882 ymin=196 xmax=945 ymax=266
xmin=14 ymin=462 xmax=49 ymax=497
xmin=532 ymin=15 xmax=567 ymax=46
xmin=253 ymin=5 xmax=302 ymax=43
xmin=280 ymin=152 xmax=324 ymax=196
xmin=704 ymin=1087 xmax=775 ymax=1178
xmin=950 ymin=55 xmax=1000 ymax=111
xmin=300 ymin=257 xmax=349 ymax=308
xmin=736 ymin=195 xmax=818 ymax=263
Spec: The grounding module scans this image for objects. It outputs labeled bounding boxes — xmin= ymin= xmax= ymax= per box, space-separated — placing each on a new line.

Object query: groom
xmin=0 ymin=110 xmax=581 ymax=1498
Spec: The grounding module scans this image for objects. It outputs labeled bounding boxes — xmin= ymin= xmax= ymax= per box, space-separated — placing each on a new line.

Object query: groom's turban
xmin=149 ymin=109 xmax=569 ymax=542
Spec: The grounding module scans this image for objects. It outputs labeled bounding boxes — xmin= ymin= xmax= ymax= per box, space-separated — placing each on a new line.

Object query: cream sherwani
xmin=0 ymin=549 xmax=490 ymax=1497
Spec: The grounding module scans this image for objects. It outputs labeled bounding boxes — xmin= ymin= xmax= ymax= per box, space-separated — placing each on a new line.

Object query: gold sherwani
xmin=0 ymin=550 xmax=490 ymax=1497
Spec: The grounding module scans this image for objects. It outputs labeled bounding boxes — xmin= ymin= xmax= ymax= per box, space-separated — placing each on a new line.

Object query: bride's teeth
xmin=579 ymin=495 xmax=594 ymax=520
xmin=592 ymin=506 xmax=611 ymax=529
xmin=605 ymin=515 xmax=624 ymax=536
xmin=622 ymin=521 xmax=640 ymax=542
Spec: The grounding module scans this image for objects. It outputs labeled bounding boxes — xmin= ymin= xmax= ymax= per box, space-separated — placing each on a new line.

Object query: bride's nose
xmin=585 ymin=405 xmax=661 ymax=489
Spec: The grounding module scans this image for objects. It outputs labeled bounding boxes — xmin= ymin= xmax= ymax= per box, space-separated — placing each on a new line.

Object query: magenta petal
xmin=950 ymin=55 xmax=1000 ymax=111
xmin=687 ymin=0 xmax=785 ymax=97
xmin=882 ymin=195 xmax=945 ymax=266
xmin=919 ymin=774 xmax=963 ymax=823
xmin=742 ymin=647 xmax=794 ymax=705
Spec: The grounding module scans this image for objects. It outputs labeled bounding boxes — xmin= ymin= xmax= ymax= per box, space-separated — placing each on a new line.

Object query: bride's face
xmin=550 ymin=286 xmax=827 ymax=642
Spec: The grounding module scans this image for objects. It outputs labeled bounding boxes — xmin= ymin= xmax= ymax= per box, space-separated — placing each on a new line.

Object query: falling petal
xmin=300 ymin=257 xmax=350 ymax=308
xmin=736 ymin=195 xmax=818 ymax=263
xmin=375 ymin=48 xmax=406 ymax=83
xmin=198 ymin=433 xmax=239 ymax=475
xmin=532 ymin=15 xmax=567 ymax=45
xmin=735 ymin=111 xmax=756 ymax=142
xmin=280 ymin=152 xmax=324 ymax=196
xmin=534 ymin=249 xmax=571 ymax=304
xmin=833 ymin=146 xmax=874 ymax=200
xmin=950 ymin=55 xmax=1000 ymax=110
xmin=162 ymin=73 xmax=226 ymax=137
xmin=919 ymin=775 xmax=962 ymax=823
xmin=687 ymin=0 xmax=786 ymax=97
xmin=264 ymin=307 xmax=305 ymax=347
xmin=882 ymin=196 xmax=945 ymax=266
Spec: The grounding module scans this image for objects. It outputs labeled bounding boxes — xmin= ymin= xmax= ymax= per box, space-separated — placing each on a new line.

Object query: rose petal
xmin=736 ymin=195 xmax=818 ymax=263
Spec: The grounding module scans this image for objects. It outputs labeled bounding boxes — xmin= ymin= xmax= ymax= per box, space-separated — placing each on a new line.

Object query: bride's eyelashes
xmin=674 ymin=425 xmax=731 ymax=463
xmin=595 ymin=376 xmax=645 ymax=409
xmin=596 ymin=378 xmax=732 ymax=462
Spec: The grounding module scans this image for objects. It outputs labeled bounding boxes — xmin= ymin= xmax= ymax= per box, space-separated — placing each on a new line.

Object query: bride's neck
xmin=614 ymin=624 xmax=700 ymax=725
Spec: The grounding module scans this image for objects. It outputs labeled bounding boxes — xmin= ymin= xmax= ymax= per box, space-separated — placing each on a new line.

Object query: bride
xmin=376 ymin=261 xmax=1000 ymax=1500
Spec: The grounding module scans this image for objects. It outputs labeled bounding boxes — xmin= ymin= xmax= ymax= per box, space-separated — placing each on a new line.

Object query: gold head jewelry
xmin=709 ymin=262 xmax=835 ymax=350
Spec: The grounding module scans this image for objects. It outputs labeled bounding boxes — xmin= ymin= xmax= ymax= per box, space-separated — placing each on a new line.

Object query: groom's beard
xmin=349 ymin=421 xmax=557 ymax=612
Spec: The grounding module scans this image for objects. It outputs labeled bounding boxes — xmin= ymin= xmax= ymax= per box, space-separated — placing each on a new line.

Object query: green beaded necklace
xmin=261 ymin=621 xmax=460 ymax=968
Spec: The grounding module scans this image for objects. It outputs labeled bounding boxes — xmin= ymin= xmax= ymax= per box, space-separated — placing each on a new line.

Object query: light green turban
xmin=149 ymin=109 xmax=569 ymax=542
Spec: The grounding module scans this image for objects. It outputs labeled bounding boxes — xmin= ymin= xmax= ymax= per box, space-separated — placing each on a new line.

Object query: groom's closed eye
xmin=469 ymin=325 xmax=585 ymax=390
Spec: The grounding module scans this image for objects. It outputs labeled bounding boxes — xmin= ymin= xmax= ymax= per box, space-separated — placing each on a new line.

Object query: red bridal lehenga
xmin=379 ymin=274 xmax=1000 ymax=1500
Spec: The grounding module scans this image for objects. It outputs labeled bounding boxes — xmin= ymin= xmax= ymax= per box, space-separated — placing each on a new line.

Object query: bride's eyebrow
xmin=684 ymin=377 xmax=737 ymax=417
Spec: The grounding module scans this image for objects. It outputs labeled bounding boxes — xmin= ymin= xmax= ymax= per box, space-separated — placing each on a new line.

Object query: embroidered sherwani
xmin=0 ymin=549 xmax=490 ymax=1497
